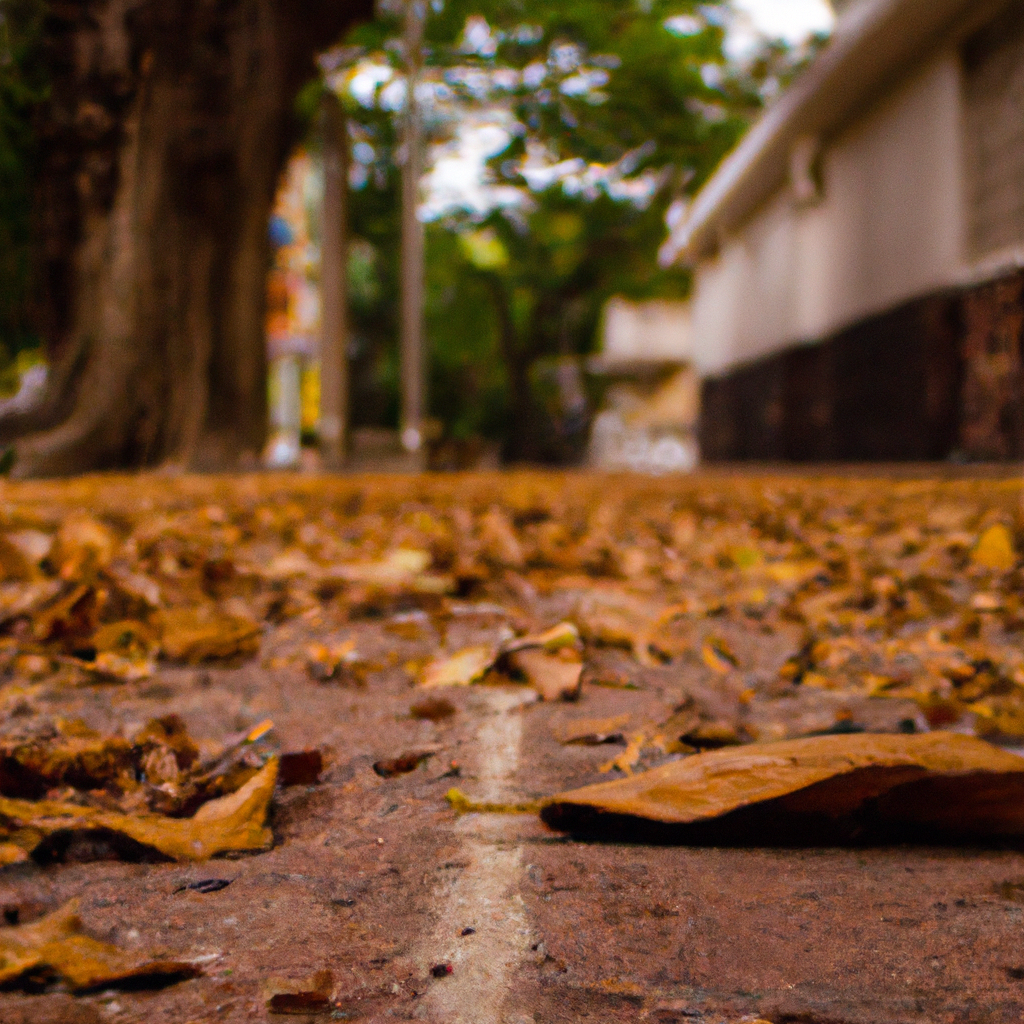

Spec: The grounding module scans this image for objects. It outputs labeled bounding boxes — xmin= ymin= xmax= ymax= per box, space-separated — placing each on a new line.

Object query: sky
xmin=729 ymin=0 xmax=835 ymax=57
xmin=736 ymin=0 xmax=835 ymax=44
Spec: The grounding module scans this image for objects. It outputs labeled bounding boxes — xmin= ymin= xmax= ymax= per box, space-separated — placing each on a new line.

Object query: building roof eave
xmin=661 ymin=0 xmax=977 ymax=268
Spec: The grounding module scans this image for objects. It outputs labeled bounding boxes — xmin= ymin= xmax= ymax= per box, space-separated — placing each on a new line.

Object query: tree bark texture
xmin=12 ymin=0 xmax=371 ymax=476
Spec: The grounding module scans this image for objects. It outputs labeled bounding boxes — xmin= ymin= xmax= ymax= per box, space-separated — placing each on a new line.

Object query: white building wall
xmin=601 ymin=298 xmax=692 ymax=364
xmin=691 ymin=50 xmax=967 ymax=377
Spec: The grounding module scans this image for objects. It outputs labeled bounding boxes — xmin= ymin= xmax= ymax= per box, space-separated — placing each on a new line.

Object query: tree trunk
xmin=11 ymin=0 xmax=371 ymax=477
xmin=484 ymin=274 xmax=541 ymax=463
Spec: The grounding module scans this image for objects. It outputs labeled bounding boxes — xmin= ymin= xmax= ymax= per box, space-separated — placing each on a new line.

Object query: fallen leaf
xmin=504 ymin=621 xmax=580 ymax=654
xmin=0 ymin=899 xmax=199 ymax=990
xmin=32 ymin=584 xmax=99 ymax=648
xmin=0 ymin=842 xmax=28 ymax=865
xmin=0 ymin=535 xmax=38 ymax=582
xmin=573 ymin=589 xmax=665 ymax=666
xmin=91 ymin=619 xmax=158 ymax=659
xmin=763 ymin=560 xmax=823 ymax=586
xmin=5 ymin=529 xmax=53 ymax=567
xmin=333 ymin=548 xmax=449 ymax=594
xmin=973 ymin=524 xmax=1016 ymax=572
xmin=86 ymin=650 xmax=155 ymax=681
xmin=507 ymin=648 xmax=583 ymax=701
xmin=263 ymin=969 xmax=334 ymax=1014
xmin=0 ymin=757 xmax=278 ymax=862
xmin=541 ymin=732 xmax=1024 ymax=843
xmin=159 ymin=606 xmax=261 ymax=663
xmin=600 ymin=732 xmax=647 ymax=775
xmin=701 ymin=637 xmax=738 ymax=674
xmin=445 ymin=788 xmax=539 ymax=814
xmin=54 ymin=517 xmax=116 ymax=578
xmin=409 ymin=696 xmax=457 ymax=722
xmin=419 ymin=646 xmax=495 ymax=688
xmin=373 ymin=750 xmax=436 ymax=778
xmin=306 ymin=640 xmax=358 ymax=682
xmin=478 ymin=508 xmax=525 ymax=568
xmin=554 ymin=714 xmax=631 ymax=746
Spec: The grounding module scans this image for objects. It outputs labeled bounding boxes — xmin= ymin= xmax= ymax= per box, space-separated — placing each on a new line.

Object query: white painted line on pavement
xmin=417 ymin=688 xmax=532 ymax=1024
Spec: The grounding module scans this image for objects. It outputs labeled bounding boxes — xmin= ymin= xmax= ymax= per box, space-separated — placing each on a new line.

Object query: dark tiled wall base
xmin=700 ymin=269 xmax=1024 ymax=462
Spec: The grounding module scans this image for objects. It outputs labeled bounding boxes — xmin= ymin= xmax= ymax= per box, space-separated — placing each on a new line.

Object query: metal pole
xmin=319 ymin=90 xmax=350 ymax=470
xmin=400 ymin=0 xmax=426 ymax=455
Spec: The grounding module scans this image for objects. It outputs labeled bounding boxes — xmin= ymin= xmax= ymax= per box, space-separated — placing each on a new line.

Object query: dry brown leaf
xmin=0 ymin=900 xmax=198 ymax=990
xmin=478 ymin=507 xmax=525 ymax=568
xmin=335 ymin=548 xmax=436 ymax=588
xmin=306 ymin=639 xmax=359 ymax=682
xmin=554 ymin=714 xmax=631 ymax=745
xmin=159 ymin=605 xmax=261 ymax=663
xmin=54 ymin=517 xmax=116 ymax=578
xmin=445 ymin=788 xmax=540 ymax=814
xmin=263 ymin=969 xmax=335 ymax=1014
xmin=0 ymin=534 xmax=39 ymax=582
xmin=0 ymin=842 xmax=28 ymax=865
xmin=541 ymin=732 xmax=1024 ymax=842
xmin=573 ymin=589 xmax=664 ymax=666
xmin=504 ymin=620 xmax=580 ymax=654
xmin=419 ymin=645 xmax=495 ymax=688
xmin=599 ymin=732 xmax=647 ymax=775
xmin=508 ymin=648 xmax=582 ymax=701
xmin=763 ymin=559 xmax=823 ymax=586
xmin=5 ymin=529 xmax=53 ymax=567
xmin=0 ymin=757 xmax=277 ymax=861
xmin=0 ymin=579 xmax=62 ymax=626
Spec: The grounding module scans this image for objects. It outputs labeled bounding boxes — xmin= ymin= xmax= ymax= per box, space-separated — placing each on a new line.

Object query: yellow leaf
xmin=419 ymin=646 xmax=495 ymax=688
xmin=445 ymin=788 xmax=539 ymax=815
xmin=0 ymin=842 xmax=27 ymax=866
xmin=731 ymin=545 xmax=762 ymax=570
xmin=701 ymin=638 xmax=737 ymax=674
xmin=764 ymin=560 xmax=822 ymax=586
xmin=504 ymin=621 xmax=580 ymax=654
xmin=972 ymin=524 xmax=1016 ymax=571
xmin=54 ymin=516 xmax=116 ymax=578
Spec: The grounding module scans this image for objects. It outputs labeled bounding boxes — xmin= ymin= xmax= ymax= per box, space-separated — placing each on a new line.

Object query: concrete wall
xmin=691 ymin=50 xmax=968 ymax=377
xmin=601 ymin=298 xmax=692 ymax=365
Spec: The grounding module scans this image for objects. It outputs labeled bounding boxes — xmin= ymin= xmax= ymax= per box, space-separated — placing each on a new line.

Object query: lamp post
xmin=319 ymin=90 xmax=350 ymax=470
xmin=399 ymin=0 xmax=426 ymax=456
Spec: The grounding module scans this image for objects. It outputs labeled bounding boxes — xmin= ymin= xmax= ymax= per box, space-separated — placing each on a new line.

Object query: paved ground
xmin=0 ymin=472 xmax=1023 ymax=1023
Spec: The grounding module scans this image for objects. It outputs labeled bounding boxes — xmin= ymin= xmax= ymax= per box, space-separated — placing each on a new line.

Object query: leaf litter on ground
xmin=0 ymin=472 xmax=1023 ymax=869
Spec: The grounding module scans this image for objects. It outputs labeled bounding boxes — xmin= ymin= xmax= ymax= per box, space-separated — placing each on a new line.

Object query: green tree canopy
xmin=324 ymin=0 xmax=807 ymax=458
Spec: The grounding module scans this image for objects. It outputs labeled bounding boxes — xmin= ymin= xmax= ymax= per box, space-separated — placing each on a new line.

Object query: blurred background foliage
xmin=331 ymin=0 xmax=805 ymax=460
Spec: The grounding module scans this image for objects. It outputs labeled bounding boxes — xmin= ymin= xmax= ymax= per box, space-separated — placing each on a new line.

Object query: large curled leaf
xmin=540 ymin=733 xmax=1024 ymax=844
